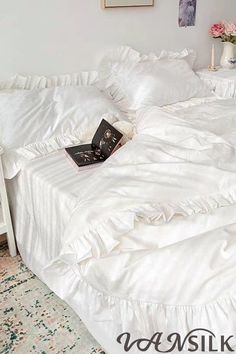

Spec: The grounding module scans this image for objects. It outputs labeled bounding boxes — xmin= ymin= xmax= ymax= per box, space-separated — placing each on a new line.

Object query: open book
xmin=65 ymin=119 xmax=123 ymax=167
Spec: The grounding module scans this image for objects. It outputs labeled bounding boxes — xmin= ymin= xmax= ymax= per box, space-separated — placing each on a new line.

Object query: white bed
xmin=7 ymin=96 xmax=236 ymax=354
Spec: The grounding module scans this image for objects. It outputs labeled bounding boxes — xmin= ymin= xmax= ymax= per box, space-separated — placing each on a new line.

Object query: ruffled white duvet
xmin=9 ymin=97 xmax=236 ymax=354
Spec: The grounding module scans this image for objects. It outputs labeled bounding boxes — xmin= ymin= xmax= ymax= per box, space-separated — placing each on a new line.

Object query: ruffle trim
xmin=58 ymin=189 xmax=236 ymax=266
xmin=142 ymin=48 xmax=196 ymax=68
xmin=16 ymin=133 xmax=83 ymax=159
xmin=2 ymin=133 xmax=83 ymax=179
xmin=73 ymin=275 xmax=236 ymax=335
xmin=58 ymin=211 xmax=135 ymax=265
xmin=100 ymin=46 xmax=141 ymax=66
xmin=197 ymin=75 xmax=236 ymax=99
xmin=0 ymin=71 xmax=98 ymax=90
xmin=99 ymin=45 xmax=196 ymax=68
xmin=44 ymin=262 xmax=236 ymax=349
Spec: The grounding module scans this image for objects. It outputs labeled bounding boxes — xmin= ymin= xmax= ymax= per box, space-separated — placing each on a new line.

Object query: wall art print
xmin=179 ymin=0 xmax=197 ymax=27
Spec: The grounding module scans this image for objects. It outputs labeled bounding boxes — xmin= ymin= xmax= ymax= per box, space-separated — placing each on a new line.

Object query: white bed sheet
xmin=8 ymin=97 xmax=236 ymax=354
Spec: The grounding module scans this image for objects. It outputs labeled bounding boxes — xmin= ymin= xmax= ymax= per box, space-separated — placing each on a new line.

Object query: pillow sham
xmin=0 ymin=85 xmax=125 ymax=178
xmin=99 ymin=46 xmax=210 ymax=112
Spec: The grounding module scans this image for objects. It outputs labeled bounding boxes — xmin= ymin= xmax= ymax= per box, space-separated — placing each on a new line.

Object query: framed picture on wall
xmin=179 ymin=0 xmax=197 ymax=27
xmin=102 ymin=0 xmax=154 ymax=8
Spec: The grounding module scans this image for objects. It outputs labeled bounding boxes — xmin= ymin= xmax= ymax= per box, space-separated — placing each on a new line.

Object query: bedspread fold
xmin=51 ymin=187 xmax=236 ymax=267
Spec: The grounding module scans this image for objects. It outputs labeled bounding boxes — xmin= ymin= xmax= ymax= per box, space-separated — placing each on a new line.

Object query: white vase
xmin=220 ymin=42 xmax=236 ymax=69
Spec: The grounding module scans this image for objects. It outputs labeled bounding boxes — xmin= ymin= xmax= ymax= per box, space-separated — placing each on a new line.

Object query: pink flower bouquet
xmin=209 ymin=21 xmax=236 ymax=44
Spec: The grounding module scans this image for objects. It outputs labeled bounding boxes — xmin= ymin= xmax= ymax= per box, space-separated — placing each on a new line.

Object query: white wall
xmin=0 ymin=0 xmax=235 ymax=80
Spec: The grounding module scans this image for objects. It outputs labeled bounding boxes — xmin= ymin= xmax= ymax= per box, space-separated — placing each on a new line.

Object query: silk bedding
xmin=8 ymin=97 xmax=236 ymax=354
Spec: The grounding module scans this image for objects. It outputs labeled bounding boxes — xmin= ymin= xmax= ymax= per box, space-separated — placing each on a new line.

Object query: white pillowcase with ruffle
xmin=1 ymin=82 xmax=125 ymax=179
xmin=99 ymin=46 xmax=211 ymax=112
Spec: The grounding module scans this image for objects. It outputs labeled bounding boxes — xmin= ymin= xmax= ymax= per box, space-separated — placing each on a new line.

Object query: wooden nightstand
xmin=0 ymin=147 xmax=17 ymax=256
xmin=197 ymin=68 xmax=236 ymax=99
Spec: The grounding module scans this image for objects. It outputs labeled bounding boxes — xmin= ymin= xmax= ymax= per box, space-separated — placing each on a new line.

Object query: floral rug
xmin=0 ymin=241 xmax=105 ymax=354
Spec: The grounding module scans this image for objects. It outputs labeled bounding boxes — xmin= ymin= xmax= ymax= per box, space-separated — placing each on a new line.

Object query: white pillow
xmin=99 ymin=46 xmax=209 ymax=112
xmin=0 ymin=85 xmax=125 ymax=178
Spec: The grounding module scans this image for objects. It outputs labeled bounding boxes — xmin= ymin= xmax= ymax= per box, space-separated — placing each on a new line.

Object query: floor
xmin=0 ymin=240 xmax=105 ymax=354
